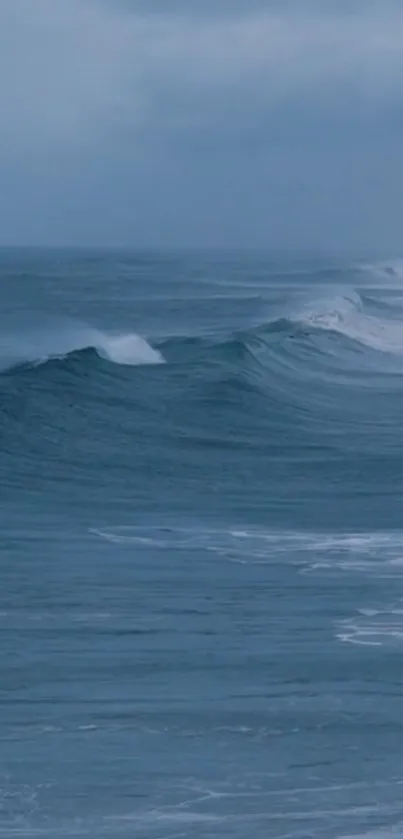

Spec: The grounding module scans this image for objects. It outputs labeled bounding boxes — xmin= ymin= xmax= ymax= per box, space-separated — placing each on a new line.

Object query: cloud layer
xmin=1 ymin=0 xmax=403 ymax=248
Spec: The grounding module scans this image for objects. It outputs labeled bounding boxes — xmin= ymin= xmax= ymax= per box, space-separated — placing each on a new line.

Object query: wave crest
xmin=95 ymin=332 xmax=164 ymax=366
xmin=0 ymin=322 xmax=164 ymax=372
xmin=360 ymin=257 xmax=403 ymax=283
xmin=282 ymin=290 xmax=403 ymax=357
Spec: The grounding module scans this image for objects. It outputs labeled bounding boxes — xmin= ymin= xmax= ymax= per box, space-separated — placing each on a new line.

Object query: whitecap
xmin=0 ymin=320 xmax=164 ymax=371
xmin=293 ymin=290 xmax=403 ymax=356
xmin=360 ymin=257 xmax=403 ymax=283
xmin=95 ymin=331 xmax=164 ymax=365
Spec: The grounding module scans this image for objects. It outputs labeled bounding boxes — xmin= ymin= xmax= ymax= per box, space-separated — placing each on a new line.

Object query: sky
xmin=1 ymin=0 xmax=403 ymax=250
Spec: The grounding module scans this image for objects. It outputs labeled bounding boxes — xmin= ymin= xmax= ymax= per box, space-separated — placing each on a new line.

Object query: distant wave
xmin=0 ymin=322 xmax=164 ymax=372
xmin=359 ymin=257 xmax=403 ymax=283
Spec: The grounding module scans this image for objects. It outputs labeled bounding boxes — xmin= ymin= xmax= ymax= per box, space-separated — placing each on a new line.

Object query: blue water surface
xmin=1 ymin=249 xmax=403 ymax=838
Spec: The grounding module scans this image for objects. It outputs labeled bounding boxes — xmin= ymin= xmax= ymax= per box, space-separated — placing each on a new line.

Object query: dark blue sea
xmin=2 ymin=249 xmax=403 ymax=838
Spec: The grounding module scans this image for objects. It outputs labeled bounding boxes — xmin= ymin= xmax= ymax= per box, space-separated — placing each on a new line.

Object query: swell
xmin=2 ymin=286 xmax=403 ymax=408
xmin=159 ymin=287 xmax=403 ymax=382
xmin=2 ymin=276 xmax=403 ymax=509
xmin=152 ymin=287 xmax=403 ymax=434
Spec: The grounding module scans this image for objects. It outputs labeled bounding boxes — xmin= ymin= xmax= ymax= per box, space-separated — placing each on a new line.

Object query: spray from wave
xmin=359 ymin=257 xmax=403 ymax=284
xmin=95 ymin=332 xmax=164 ymax=366
xmin=2 ymin=272 xmax=403 ymax=383
xmin=0 ymin=321 xmax=164 ymax=372
xmin=285 ymin=289 xmax=403 ymax=357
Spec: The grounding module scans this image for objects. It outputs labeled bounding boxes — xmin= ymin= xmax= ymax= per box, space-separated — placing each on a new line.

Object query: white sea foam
xmin=90 ymin=525 xmax=403 ymax=575
xmin=91 ymin=523 xmax=403 ymax=651
xmin=337 ymin=598 xmax=403 ymax=647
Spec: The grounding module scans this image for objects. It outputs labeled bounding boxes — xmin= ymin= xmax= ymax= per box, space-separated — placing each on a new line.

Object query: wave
xmin=198 ymin=288 xmax=403 ymax=401
xmin=96 ymin=332 xmax=164 ymax=366
xmin=0 ymin=322 xmax=164 ymax=372
xmin=159 ymin=286 xmax=403 ymax=372
xmin=359 ymin=257 xmax=403 ymax=283
xmin=2 ymin=283 xmax=403 ymax=394
xmin=288 ymin=289 xmax=403 ymax=356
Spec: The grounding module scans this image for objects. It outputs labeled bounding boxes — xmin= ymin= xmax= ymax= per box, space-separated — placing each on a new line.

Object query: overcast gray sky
xmin=1 ymin=0 xmax=402 ymax=250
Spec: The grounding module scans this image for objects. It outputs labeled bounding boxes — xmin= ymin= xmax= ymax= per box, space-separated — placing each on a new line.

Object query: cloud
xmin=1 ymin=0 xmax=403 ymax=155
xmin=1 ymin=0 xmax=403 ymax=247
xmin=0 ymin=2 xmax=134 ymax=158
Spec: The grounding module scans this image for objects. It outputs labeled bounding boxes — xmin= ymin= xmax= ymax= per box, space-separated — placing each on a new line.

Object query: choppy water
xmin=2 ymin=249 xmax=403 ymax=838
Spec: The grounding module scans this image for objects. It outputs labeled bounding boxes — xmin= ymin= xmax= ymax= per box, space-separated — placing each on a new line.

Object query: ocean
xmin=1 ymin=249 xmax=403 ymax=838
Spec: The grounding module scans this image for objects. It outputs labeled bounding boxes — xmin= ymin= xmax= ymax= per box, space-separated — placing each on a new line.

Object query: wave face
xmin=2 ymin=251 xmax=403 ymax=527
xmin=3 ymin=249 xmax=403 ymax=838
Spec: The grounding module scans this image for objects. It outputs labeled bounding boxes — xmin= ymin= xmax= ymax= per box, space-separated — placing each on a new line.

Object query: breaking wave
xmin=359 ymin=257 xmax=403 ymax=283
xmin=2 ymin=269 xmax=403 ymax=400
xmin=0 ymin=322 xmax=164 ymax=372
xmin=287 ymin=289 xmax=403 ymax=356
